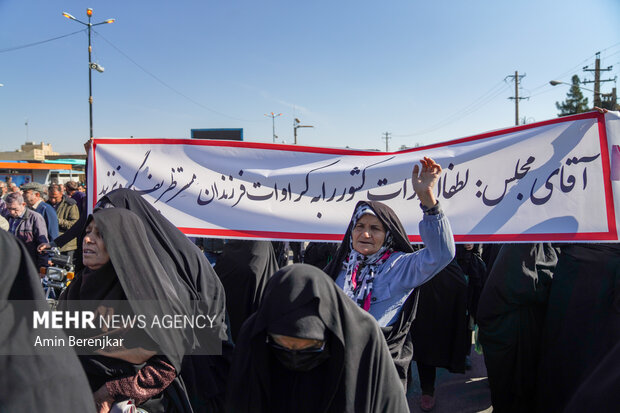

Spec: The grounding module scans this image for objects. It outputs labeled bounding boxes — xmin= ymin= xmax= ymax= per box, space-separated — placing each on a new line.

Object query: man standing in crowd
xmin=47 ymin=185 xmax=79 ymax=260
xmin=65 ymin=181 xmax=86 ymax=218
xmin=22 ymin=182 xmax=59 ymax=241
xmin=0 ymin=182 xmax=8 ymax=200
xmin=0 ymin=182 xmax=9 ymax=218
xmin=5 ymin=192 xmax=49 ymax=267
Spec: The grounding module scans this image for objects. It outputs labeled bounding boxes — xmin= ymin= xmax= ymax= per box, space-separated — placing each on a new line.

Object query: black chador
xmin=227 ymin=264 xmax=409 ymax=413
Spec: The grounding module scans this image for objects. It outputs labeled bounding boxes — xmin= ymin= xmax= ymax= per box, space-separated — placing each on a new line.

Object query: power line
xmin=0 ymin=29 xmax=86 ymax=53
xmin=393 ymin=80 xmax=511 ymax=138
xmin=529 ymin=43 xmax=620 ymax=93
xmin=93 ymin=30 xmax=262 ymax=123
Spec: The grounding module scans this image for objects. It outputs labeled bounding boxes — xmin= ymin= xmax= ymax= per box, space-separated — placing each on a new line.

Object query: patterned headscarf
xmin=341 ymin=204 xmax=394 ymax=311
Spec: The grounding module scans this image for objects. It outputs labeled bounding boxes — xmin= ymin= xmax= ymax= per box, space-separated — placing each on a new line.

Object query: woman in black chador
xmin=226 ymin=264 xmax=409 ymax=413
xmin=477 ymin=243 xmax=558 ymax=413
xmin=536 ymin=243 xmax=620 ymax=413
xmin=58 ymin=208 xmax=197 ymax=412
xmin=0 ymin=229 xmax=96 ymax=412
xmin=96 ymin=188 xmax=231 ymax=412
xmin=214 ymin=240 xmax=279 ymax=343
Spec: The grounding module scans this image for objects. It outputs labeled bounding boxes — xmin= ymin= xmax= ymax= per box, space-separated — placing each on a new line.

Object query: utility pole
xmin=382 ymin=132 xmax=391 ymax=152
xmin=506 ymin=71 xmax=528 ymax=125
xmin=582 ymin=51 xmax=615 ymax=108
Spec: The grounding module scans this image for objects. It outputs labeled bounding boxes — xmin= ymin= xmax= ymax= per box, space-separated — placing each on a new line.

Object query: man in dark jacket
xmin=65 ymin=180 xmax=86 ymax=218
xmin=47 ymin=185 xmax=79 ymax=256
xmin=6 ymin=192 xmax=49 ymax=267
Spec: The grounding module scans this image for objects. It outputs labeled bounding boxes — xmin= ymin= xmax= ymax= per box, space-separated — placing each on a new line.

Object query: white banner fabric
xmin=88 ymin=111 xmax=620 ymax=243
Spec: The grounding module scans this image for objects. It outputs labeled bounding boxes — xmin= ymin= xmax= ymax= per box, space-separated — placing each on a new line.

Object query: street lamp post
xmin=63 ymin=8 xmax=114 ymax=139
xmin=265 ymin=112 xmax=282 ymax=143
xmin=293 ymin=118 xmax=313 ymax=145
xmin=549 ymin=80 xmax=618 ymax=104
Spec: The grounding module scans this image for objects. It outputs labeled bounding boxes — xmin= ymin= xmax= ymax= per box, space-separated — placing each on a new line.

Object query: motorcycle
xmin=40 ymin=247 xmax=75 ymax=309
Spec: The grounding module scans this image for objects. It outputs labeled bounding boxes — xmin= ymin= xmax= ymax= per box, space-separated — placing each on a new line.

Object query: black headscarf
xmin=214 ymin=240 xmax=279 ymax=343
xmin=226 ymin=264 xmax=408 ymax=413
xmin=477 ymin=243 xmax=558 ymax=413
xmin=97 ymin=188 xmax=228 ymax=343
xmin=535 ymin=243 xmax=620 ymax=413
xmin=324 ymin=200 xmax=418 ymax=387
xmin=303 ymin=242 xmax=339 ymax=270
xmin=324 ymin=201 xmax=414 ymax=278
xmin=96 ymin=188 xmax=231 ymax=412
xmin=0 ymin=229 xmax=96 ymax=412
xmin=59 ymin=209 xmax=192 ymax=370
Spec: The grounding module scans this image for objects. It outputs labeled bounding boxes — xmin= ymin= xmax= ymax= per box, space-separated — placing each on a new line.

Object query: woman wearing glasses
xmin=226 ymin=264 xmax=408 ymax=413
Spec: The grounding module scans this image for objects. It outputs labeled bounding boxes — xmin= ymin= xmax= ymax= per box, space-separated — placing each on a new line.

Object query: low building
xmin=0 ymin=142 xmax=85 ymax=187
xmin=0 ymin=141 xmax=59 ymax=161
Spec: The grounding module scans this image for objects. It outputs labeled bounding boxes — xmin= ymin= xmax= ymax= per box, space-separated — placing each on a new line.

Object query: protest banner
xmin=89 ymin=111 xmax=620 ymax=242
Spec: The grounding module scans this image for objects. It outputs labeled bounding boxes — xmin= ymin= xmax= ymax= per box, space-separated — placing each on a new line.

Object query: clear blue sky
xmin=1 ymin=0 xmax=619 ymax=154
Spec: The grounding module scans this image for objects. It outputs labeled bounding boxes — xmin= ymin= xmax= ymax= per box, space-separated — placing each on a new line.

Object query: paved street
xmin=407 ymin=346 xmax=493 ymax=413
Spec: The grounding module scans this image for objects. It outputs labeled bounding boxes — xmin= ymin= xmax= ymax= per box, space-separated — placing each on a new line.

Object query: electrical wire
xmin=529 ymin=42 xmax=620 ymax=94
xmin=93 ymin=30 xmax=261 ymax=122
xmin=0 ymin=29 xmax=86 ymax=53
xmin=392 ymin=80 xmax=511 ymax=137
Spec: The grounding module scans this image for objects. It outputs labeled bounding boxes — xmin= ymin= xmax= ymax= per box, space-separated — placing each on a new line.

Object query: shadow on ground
xmin=407 ymin=346 xmax=493 ymax=413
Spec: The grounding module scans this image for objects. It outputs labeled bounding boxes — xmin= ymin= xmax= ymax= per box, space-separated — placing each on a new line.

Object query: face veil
xmin=226 ymin=264 xmax=409 ymax=413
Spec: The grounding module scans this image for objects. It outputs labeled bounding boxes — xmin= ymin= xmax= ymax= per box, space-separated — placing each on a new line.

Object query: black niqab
xmin=226 ymin=264 xmax=408 ymax=413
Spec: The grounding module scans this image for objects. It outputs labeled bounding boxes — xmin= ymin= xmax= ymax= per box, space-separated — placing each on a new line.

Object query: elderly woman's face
xmin=352 ymin=214 xmax=386 ymax=256
xmin=82 ymin=221 xmax=110 ymax=270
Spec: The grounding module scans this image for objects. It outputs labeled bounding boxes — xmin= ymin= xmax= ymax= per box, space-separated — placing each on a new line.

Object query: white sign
xmin=89 ymin=111 xmax=620 ymax=243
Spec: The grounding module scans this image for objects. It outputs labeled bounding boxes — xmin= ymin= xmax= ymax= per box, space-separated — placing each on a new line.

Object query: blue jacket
xmin=34 ymin=201 xmax=59 ymax=241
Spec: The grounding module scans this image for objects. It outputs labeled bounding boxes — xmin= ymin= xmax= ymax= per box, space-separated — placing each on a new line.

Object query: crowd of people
xmin=1 ymin=154 xmax=618 ymax=413
xmin=0 ymin=180 xmax=85 ymax=267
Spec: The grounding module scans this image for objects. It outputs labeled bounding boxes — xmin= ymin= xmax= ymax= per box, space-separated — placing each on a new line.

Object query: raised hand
xmin=412 ymin=157 xmax=441 ymax=208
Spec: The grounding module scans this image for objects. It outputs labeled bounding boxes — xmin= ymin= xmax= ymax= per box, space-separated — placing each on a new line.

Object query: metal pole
xmin=514 ymin=70 xmax=519 ymax=126
xmin=88 ymin=15 xmax=93 ymax=139
xmin=272 ymin=116 xmax=276 ymax=143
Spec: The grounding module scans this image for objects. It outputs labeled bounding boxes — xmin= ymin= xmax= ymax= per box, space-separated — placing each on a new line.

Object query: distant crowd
xmin=0 ymin=179 xmax=86 ymax=267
